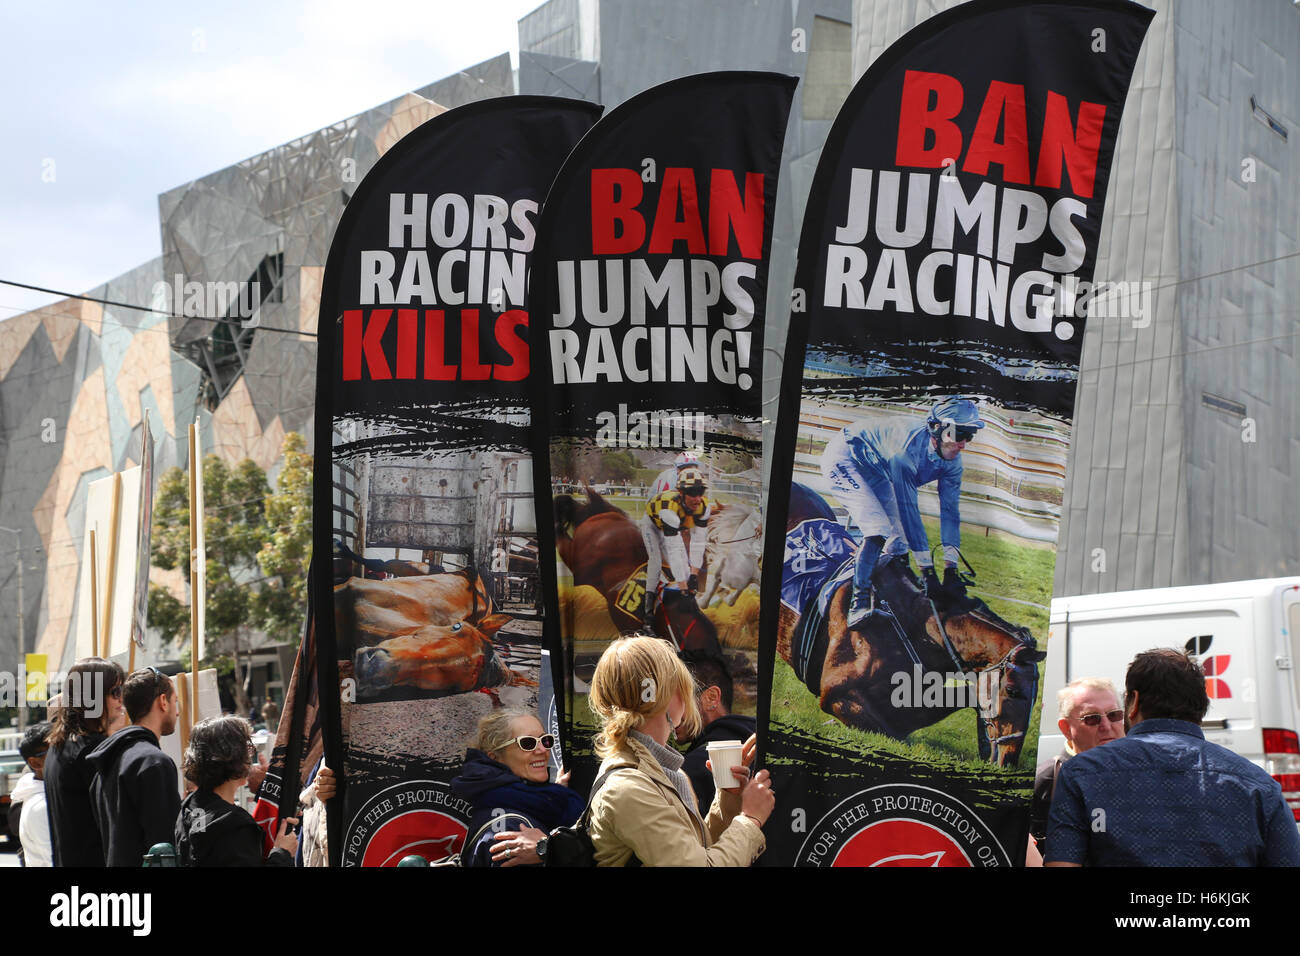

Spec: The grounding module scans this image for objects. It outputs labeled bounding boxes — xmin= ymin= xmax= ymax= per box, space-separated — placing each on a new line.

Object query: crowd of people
xmin=9 ymin=638 xmax=1299 ymax=867
xmin=8 ymin=657 xmax=319 ymax=868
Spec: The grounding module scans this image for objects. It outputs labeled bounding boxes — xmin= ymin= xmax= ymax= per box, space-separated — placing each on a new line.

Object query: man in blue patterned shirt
xmin=1045 ymin=648 xmax=1300 ymax=867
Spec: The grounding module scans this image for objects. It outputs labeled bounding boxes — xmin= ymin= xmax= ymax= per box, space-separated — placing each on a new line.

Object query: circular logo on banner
xmin=796 ymin=784 xmax=1010 ymax=867
xmin=342 ymin=780 xmax=470 ymax=867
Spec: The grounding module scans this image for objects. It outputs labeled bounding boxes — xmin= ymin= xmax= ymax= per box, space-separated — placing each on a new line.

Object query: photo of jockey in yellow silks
xmin=650 ymin=449 xmax=703 ymax=497
xmin=822 ymin=397 xmax=984 ymax=630
xmin=639 ymin=467 xmax=711 ymax=624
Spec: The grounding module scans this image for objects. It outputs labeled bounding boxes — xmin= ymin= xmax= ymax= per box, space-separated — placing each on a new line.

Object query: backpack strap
xmin=580 ymin=763 xmax=637 ymax=824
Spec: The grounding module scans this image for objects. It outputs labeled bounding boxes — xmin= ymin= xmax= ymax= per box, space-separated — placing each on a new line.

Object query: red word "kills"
xmin=341 ymin=308 xmax=528 ymax=382
xmin=590 ymin=167 xmax=766 ymax=258
xmin=896 ymin=70 xmax=1107 ymax=199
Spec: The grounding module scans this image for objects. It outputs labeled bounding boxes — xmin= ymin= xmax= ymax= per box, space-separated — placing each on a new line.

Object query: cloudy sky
xmin=0 ymin=0 xmax=545 ymax=318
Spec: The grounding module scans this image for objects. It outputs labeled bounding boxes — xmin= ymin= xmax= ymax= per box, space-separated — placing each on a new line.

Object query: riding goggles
xmin=511 ymin=734 xmax=556 ymax=752
xmin=1072 ymin=709 xmax=1124 ymax=727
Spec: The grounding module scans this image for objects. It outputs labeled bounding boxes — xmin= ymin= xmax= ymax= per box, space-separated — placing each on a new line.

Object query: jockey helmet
xmin=675 ymin=450 xmax=702 ymax=470
xmin=927 ymin=398 xmax=985 ymax=442
xmin=676 ymin=467 xmax=706 ymax=495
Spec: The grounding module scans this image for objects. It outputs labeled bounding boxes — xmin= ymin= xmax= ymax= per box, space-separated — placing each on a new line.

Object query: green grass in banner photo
xmin=770 ymin=514 xmax=1049 ymax=779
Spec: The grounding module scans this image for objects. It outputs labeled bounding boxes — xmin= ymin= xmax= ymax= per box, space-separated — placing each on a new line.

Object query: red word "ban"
xmin=896 ymin=69 xmax=1107 ymax=199
xmin=590 ymin=167 xmax=766 ymax=258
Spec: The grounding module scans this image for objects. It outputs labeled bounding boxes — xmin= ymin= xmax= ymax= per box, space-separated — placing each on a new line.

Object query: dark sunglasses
xmin=511 ymin=734 xmax=556 ymax=752
xmin=1072 ymin=709 xmax=1124 ymax=727
xmin=952 ymin=427 xmax=978 ymax=442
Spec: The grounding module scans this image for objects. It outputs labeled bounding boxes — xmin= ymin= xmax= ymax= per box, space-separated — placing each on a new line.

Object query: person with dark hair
xmin=44 ymin=657 xmax=126 ymax=866
xmin=175 ymin=716 xmax=298 ymax=866
xmin=678 ymin=651 xmax=757 ymax=814
xmin=87 ymin=667 xmax=181 ymax=866
xmin=10 ymin=722 xmax=53 ymax=866
xmin=1046 ymin=648 xmax=1300 ymax=866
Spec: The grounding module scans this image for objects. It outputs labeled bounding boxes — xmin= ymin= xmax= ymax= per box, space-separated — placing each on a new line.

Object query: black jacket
xmin=86 ymin=726 xmax=181 ymax=867
xmin=1031 ymin=750 xmax=1069 ymax=853
xmin=44 ymin=732 xmax=107 ymax=867
xmin=682 ymin=713 xmax=757 ymax=814
xmin=175 ymin=789 xmax=293 ymax=867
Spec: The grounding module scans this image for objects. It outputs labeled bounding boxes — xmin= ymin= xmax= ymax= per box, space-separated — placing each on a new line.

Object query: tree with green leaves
xmin=147 ymin=432 xmax=312 ymax=714
xmin=595 ymin=449 xmax=638 ymax=482
xmin=256 ymin=432 xmax=313 ymax=640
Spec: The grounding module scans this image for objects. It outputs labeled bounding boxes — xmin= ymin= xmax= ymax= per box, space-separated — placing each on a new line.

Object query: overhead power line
xmin=0 ymin=278 xmax=318 ymax=338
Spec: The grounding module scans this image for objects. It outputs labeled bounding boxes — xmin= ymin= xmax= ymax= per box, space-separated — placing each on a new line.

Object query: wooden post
xmin=99 ymin=471 xmax=122 ymax=658
xmin=176 ymin=671 xmax=192 ymax=757
xmin=188 ymin=424 xmax=200 ymax=727
xmin=88 ymin=528 xmax=100 ymax=658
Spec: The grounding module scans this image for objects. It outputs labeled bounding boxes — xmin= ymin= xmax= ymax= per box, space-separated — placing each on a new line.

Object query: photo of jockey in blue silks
xmin=821 ymin=397 xmax=984 ymax=629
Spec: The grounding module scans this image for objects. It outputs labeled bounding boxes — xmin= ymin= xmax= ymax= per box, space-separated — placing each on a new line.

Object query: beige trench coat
xmin=589 ymin=737 xmax=765 ymax=867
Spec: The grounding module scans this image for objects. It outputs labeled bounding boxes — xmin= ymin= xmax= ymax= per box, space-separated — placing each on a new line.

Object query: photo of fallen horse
xmin=334 ymin=569 xmax=537 ymax=702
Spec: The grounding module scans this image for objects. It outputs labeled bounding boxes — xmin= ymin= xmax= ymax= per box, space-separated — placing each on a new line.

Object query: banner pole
xmin=177 ymin=671 xmax=191 ymax=759
xmin=89 ymin=527 xmax=100 ymax=658
xmin=188 ymin=423 xmax=200 ymax=726
xmin=130 ymin=408 xmax=153 ymax=673
xmin=99 ymin=471 xmax=122 ymax=660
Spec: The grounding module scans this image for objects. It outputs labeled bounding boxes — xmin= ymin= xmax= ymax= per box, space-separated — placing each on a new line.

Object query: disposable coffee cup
xmin=706 ymin=740 xmax=745 ymax=791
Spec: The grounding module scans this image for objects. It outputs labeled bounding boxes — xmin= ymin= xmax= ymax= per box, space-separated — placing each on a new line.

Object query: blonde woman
xmin=587 ymin=635 xmax=773 ymax=866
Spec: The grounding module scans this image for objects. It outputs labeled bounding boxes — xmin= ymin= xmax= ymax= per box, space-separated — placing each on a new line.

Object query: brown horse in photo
xmin=777 ymin=483 xmax=1044 ymax=767
xmin=555 ymin=487 xmax=722 ymax=656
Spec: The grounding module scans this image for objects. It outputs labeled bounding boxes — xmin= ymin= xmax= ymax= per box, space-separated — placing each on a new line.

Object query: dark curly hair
xmin=183 ymin=715 xmax=254 ymax=791
xmin=48 ymin=657 xmax=125 ymax=749
xmin=19 ymin=722 xmax=51 ymax=760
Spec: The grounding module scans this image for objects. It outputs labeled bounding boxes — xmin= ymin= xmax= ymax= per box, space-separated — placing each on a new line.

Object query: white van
xmin=1038 ymin=577 xmax=1300 ymax=819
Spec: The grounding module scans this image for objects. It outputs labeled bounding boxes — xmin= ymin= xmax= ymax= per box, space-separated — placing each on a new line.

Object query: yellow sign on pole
xmin=25 ymin=653 xmax=47 ymax=704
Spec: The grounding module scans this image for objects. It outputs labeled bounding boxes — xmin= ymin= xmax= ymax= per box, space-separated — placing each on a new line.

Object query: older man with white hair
xmin=1029 ymin=678 xmax=1125 ymax=859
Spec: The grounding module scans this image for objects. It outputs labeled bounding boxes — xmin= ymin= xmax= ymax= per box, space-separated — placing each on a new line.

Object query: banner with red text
xmin=529 ymin=73 xmax=795 ymax=791
xmin=312 ymin=96 xmax=601 ymax=865
xmin=760 ymin=0 xmax=1152 ymax=866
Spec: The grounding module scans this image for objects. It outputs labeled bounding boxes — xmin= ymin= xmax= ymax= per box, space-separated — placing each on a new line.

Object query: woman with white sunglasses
xmin=451 ymin=709 xmax=584 ymax=866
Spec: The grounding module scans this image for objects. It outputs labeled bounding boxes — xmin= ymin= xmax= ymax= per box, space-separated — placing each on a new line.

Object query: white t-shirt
xmin=13 ymin=770 xmax=52 ymax=867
